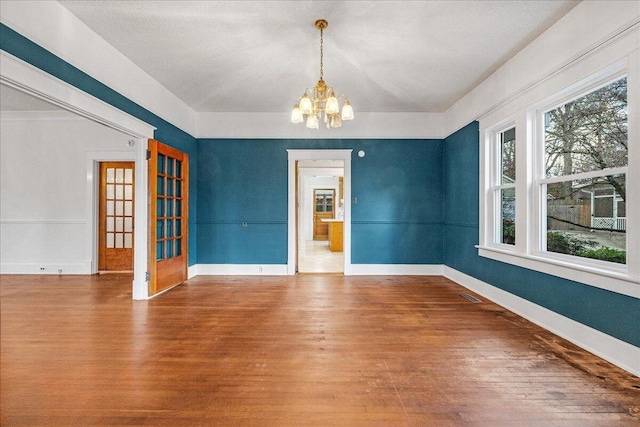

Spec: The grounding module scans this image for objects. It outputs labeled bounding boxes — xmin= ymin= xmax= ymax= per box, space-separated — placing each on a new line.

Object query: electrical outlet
xmin=40 ymin=267 xmax=46 ymax=271
xmin=258 ymin=266 xmax=264 ymax=273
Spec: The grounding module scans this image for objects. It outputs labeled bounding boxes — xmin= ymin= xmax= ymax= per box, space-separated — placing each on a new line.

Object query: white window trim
xmin=479 ymin=54 xmax=640 ymax=299
xmin=487 ymin=119 xmax=517 ymax=249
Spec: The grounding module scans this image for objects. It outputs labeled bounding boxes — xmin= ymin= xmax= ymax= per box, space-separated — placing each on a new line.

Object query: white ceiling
xmin=7 ymin=1 xmax=581 ymax=115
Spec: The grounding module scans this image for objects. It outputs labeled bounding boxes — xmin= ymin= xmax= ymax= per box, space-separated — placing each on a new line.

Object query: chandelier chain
xmin=319 ymin=26 xmax=323 ymax=80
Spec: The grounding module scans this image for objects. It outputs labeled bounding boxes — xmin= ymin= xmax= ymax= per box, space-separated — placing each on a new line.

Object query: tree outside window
xmin=498 ymin=127 xmax=516 ymax=245
xmin=543 ymin=77 xmax=627 ymax=264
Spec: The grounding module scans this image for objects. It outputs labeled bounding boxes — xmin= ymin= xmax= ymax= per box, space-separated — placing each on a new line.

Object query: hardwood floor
xmin=1 ymin=274 xmax=638 ymax=426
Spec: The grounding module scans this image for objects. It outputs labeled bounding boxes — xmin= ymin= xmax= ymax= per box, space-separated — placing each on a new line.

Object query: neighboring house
xmin=547 ymin=185 xmax=626 ymax=232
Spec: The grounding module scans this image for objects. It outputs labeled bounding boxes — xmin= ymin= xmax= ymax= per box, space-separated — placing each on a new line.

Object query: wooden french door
xmin=98 ymin=162 xmax=134 ymax=271
xmin=148 ymin=139 xmax=188 ymax=296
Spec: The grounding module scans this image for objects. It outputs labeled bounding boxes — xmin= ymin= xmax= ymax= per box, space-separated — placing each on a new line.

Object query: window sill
xmin=477 ymin=245 xmax=639 ymax=298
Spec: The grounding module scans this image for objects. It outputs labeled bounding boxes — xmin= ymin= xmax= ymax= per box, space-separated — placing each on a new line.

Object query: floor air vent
xmin=460 ymin=293 xmax=482 ymax=303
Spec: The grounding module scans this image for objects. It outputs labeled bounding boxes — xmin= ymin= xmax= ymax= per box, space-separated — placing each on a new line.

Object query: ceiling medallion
xmin=290 ymin=19 xmax=354 ymax=129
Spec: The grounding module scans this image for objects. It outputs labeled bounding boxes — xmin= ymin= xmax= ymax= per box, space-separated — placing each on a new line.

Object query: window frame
xmin=478 ymin=55 xmax=639 ymax=299
xmin=532 ymin=70 xmax=628 ymax=271
xmin=488 ymin=120 xmax=518 ymax=249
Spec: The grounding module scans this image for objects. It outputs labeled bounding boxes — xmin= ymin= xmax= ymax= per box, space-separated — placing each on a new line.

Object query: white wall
xmin=0 ymin=113 xmax=135 ymax=274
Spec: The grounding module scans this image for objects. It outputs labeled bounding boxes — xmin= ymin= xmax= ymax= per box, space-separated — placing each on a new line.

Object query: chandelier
xmin=290 ymin=19 xmax=354 ymax=129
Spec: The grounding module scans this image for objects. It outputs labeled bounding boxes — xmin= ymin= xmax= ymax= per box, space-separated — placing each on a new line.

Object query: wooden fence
xmin=547 ymin=201 xmax=591 ymax=231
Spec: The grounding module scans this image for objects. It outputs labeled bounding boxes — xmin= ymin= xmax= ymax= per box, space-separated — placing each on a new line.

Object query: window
xmin=314 ymin=189 xmax=334 ymax=213
xmin=479 ymin=57 xmax=637 ymax=297
xmin=492 ymin=126 xmax=516 ymax=245
xmin=156 ymin=154 xmax=185 ymax=260
xmin=539 ymin=77 xmax=627 ymax=265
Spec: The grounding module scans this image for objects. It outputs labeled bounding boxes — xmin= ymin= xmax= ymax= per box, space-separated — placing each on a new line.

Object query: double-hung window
xmin=537 ymin=76 xmax=627 ymax=267
xmin=479 ymin=56 xmax=638 ymax=297
xmin=491 ymin=125 xmax=517 ymax=246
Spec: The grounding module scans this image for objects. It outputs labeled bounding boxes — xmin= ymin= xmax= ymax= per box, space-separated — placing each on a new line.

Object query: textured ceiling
xmin=21 ymin=1 xmax=581 ymax=114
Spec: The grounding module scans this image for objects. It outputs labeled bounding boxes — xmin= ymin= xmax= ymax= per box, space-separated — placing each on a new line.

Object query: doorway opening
xmin=287 ymin=149 xmax=352 ymax=275
xmin=298 ymin=165 xmax=344 ymax=273
xmin=1 ymin=54 xmax=154 ymax=299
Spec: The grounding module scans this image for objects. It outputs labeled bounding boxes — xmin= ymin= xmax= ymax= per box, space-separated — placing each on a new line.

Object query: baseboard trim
xmin=191 ymin=263 xmax=444 ymax=276
xmin=188 ymin=265 xmax=198 ymax=279
xmin=0 ymin=262 xmax=91 ymax=275
xmin=195 ymin=264 xmax=289 ymax=276
xmin=443 ymin=266 xmax=640 ymax=377
xmin=349 ymin=264 xmax=444 ymax=275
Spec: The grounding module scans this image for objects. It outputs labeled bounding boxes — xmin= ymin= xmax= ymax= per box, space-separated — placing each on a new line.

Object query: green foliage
xmin=502 ymin=220 xmax=515 ymax=245
xmin=546 ymin=231 xmax=626 ymax=264
xmin=578 ymin=247 xmax=626 ymax=264
xmin=546 ymin=231 xmax=596 ymax=256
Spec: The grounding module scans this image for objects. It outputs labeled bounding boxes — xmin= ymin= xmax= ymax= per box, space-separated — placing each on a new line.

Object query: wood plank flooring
xmin=1 ymin=274 xmax=638 ymax=426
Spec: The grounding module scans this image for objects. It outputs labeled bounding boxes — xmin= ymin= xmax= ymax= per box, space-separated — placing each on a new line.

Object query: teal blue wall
xmin=196 ymin=139 xmax=444 ymax=264
xmin=443 ymin=122 xmax=640 ymax=347
xmin=0 ymin=23 xmax=199 ymax=264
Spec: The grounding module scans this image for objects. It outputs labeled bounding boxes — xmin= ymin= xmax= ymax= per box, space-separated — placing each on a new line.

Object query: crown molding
xmin=195 ymin=112 xmax=446 ymax=139
xmin=1 ymin=110 xmax=79 ymax=121
xmin=0 ymin=51 xmax=156 ymax=138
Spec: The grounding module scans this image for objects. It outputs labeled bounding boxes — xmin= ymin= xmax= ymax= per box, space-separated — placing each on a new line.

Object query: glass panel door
xmin=148 ymin=139 xmax=189 ymax=295
xmin=99 ymin=162 xmax=134 ymax=271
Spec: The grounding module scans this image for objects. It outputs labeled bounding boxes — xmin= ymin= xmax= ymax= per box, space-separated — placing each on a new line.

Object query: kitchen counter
xmin=321 ymin=219 xmax=343 ymax=252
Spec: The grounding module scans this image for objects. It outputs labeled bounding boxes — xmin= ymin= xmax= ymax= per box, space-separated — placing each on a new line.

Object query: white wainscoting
xmin=0 ymin=262 xmax=92 ymax=275
xmin=0 ymin=220 xmax=91 ymax=274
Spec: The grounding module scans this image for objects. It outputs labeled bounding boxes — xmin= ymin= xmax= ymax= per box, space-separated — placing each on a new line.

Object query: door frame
xmin=287 ymin=149 xmax=352 ymax=275
xmin=1 ymin=52 xmax=154 ymax=300
xmin=87 ymin=143 xmax=148 ymax=299
xmin=90 ymin=156 xmax=137 ymax=273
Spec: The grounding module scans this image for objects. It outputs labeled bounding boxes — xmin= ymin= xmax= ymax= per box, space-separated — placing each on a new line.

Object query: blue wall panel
xmin=197 ymin=139 xmax=444 ymax=265
xmin=351 ymin=140 xmax=443 ymax=223
xmin=443 ymin=122 xmax=479 ymax=226
xmin=196 ymin=223 xmax=287 ymax=264
xmin=197 ymin=140 xmax=288 ymax=223
xmin=196 ymin=139 xmax=289 ymax=264
xmin=350 ymin=139 xmax=443 ymax=264
xmin=443 ymin=122 xmax=640 ymax=347
xmin=351 ymin=223 xmax=443 ymax=264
